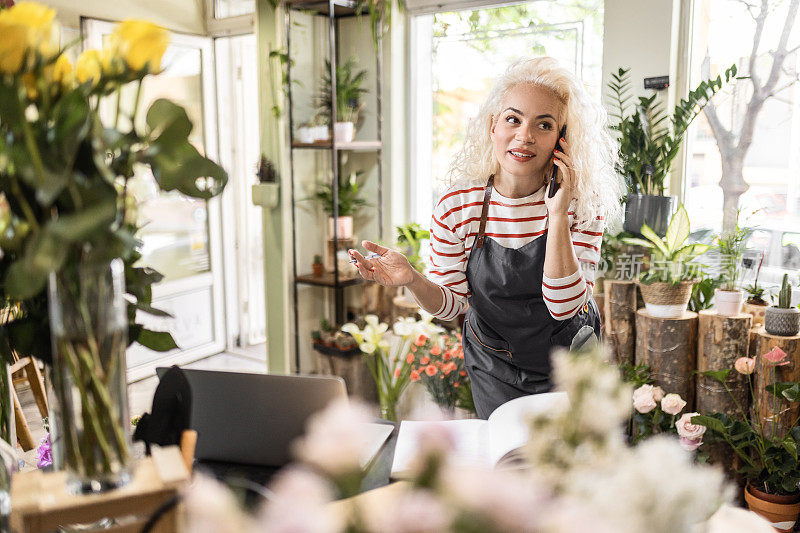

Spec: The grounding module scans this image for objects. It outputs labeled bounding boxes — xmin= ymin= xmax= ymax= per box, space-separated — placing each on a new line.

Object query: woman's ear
xmin=489 ymin=115 xmax=495 ymax=136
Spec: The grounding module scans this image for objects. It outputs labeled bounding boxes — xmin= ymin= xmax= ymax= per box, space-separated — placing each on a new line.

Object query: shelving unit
xmin=285 ymin=0 xmax=384 ymax=370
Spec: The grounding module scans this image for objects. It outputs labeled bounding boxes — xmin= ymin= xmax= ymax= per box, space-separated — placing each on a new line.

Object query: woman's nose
xmin=514 ymin=126 xmax=535 ymax=143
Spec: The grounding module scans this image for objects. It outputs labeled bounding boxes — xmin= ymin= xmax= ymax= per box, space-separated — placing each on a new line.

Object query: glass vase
xmin=47 ymin=258 xmax=131 ymax=494
xmin=378 ymin=393 xmax=397 ymax=422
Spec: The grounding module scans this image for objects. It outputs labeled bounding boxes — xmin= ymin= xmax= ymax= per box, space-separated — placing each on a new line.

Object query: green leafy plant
xmin=694 ymin=347 xmax=800 ymax=495
xmin=744 ymin=252 xmax=770 ymax=305
xmin=714 ymin=213 xmax=752 ymax=291
xmin=268 ymin=47 xmax=297 ymax=118
xmin=688 ymin=276 xmax=724 ymax=312
xmin=621 ymin=205 xmax=710 ymax=284
xmin=396 ymin=222 xmax=430 ymax=274
xmin=310 ymin=171 xmax=370 ymax=217
xmin=313 ymin=254 xmax=323 ymax=264
xmin=607 ymin=65 xmax=737 ymax=196
xmin=318 ymin=58 xmax=368 ymax=125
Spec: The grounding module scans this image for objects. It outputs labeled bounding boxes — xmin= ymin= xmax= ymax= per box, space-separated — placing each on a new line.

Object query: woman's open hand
xmin=349 ymin=241 xmax=416 ymax=287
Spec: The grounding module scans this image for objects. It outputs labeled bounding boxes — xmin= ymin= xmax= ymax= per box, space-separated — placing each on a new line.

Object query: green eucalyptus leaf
xmin=52 ymin=89 xmax=91 ymax=163
xmin=136 ymin=329 xmax=179 ymax=352
xmin=48 ymin=198 xmax=117 ymax=241
xmin=145 ymin=99 xmax=193 ymax=150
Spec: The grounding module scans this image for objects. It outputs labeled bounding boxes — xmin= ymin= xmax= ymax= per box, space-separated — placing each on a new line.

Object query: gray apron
xmin=463 ymin=175 xmax=601 ymax=418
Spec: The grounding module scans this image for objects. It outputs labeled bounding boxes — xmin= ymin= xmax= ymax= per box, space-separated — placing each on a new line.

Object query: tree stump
xmin=316 ymin=349 xmax=378 ymax=403
xmin=696 ymin=310 xmax=752 ymax=416
xmin=753 ymin=328 xmax=800 ymax=438
xmin=604 ymin=280 xmax=638 ymax=365
xmin=635 ymin=309 xmax=698 ymax=409
xmin=748 ymin=327 xmax=761 ymax=358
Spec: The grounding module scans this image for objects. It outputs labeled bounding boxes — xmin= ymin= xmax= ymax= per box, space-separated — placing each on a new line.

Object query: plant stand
xmin=314 ymin=343 xmax=377 ymax=403
xmin=604 ymin=280 xmax=638 ymax=365
xmin=11 ymin=446 xmax=188 ymax=533
xmin=635 ymin=309 xmax=698 ymax=409
xmin=753 ymin=328 xmax=800 ymax=438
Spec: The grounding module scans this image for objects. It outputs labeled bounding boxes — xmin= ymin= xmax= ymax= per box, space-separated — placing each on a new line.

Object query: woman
xmin=349 ymin=57 xmax=624 ymax=418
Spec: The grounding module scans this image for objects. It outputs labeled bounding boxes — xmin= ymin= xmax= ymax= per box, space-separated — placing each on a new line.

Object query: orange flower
xmin=460 ymin=370 xmax=467 ymax=377
xmin=454 ymin=382 xmax=460 ymax=387
xmin=406 ymin=353 xmax=415 ymax=364
xmin=394 ymin=368 xmax=401 ymax=378
xmin=410 ymin=370 xmax=420 ymax=381
xmin=455 ymin=332 xmax=462 ymax=341
xmin=411 ymin=346 xmax=417 ymax=353
xmin=443 ymin=351 xmax=452 ymax=361
xmin=430 ymin=345 xmax=442 ymax=356
xmin=415 ymin=334 xmax=428 ymax=346
xmin=420 ymin=356 xmax=430 ymax=365
xmin=425 ymin=365 xmax=437 ymax=376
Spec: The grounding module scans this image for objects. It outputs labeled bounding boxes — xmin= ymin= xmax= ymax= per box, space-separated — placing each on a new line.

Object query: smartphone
xmin=548 ymin=125 xmax=568 ymax=199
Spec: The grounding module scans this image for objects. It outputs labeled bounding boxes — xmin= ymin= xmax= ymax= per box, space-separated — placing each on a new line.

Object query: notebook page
xmin=391 ymin=419 xmax=489 ymax=476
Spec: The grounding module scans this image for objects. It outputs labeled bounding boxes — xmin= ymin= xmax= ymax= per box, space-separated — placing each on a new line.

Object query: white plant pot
xmin=297 ymin=126 xmax=315 ymax=144
xmin=328 ymin=216 xmax=353 ymax=240
xmin=715 ymin=289 xmax=745 ymax=316
xmin=643 ymin=303 xmax=688 ymax=318
xmin=333 ymin=122 xmax=355 ymax=143
xmin=312 ymin=125 xmax=330 ymax=141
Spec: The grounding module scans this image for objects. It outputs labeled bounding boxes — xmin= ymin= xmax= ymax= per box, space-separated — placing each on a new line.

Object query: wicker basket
xmin=638 ymin=280 xmax=694 ymax=312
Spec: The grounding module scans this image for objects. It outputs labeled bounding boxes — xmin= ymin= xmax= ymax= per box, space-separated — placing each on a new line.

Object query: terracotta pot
xmin=744 ymin=483 xmax=800 ymax=532
xmin=312 ymin=263 xmax=324 ymax=277
xmin=638 ymin=280 xmax=694 ymax=318
xmin=744 ymin=301 xmax=768 ymax=327
xmin=715 ymin=289 xmax=744 ymax=316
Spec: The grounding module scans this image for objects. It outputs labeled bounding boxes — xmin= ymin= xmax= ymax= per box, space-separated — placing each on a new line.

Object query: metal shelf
xmin=295 ymin=272 xmax=364 ymax=288
xmin=291 ymin=140 xmax=382 ymax=151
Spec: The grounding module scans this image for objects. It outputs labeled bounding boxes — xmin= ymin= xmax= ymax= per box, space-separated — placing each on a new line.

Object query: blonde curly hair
xmin=447 ymin=57 xmax=624 ymax=229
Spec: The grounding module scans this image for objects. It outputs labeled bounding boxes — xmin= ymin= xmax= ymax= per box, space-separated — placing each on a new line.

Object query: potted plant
xmin=713 ymin=218 xmax=751 ymax=316
xmin=744 ymin=252 xmax=770 ymax=327
xmin=607 ymin=66 xmax=736 ymax=236
xmin=622 ymin=205 xmax=710 ymax=317
xmin=311 ymin=113 xmax=329 ymax=142
xmin=311 ymin=254 xmax=324 ymax=277
xmin=396 ymin=222 xmax=430 ymax=274
xmin=297 ymin=121 xmax=315 ymax=144
xmin=318 ymin=58 xmax=367 ymax=143
xmin=765 ymin=274 xmax=800 ymax=336
xmin=311 ymin=170 xmax=369 ymax=240
xmin=694 ymin=349 xmax=800 ymax=532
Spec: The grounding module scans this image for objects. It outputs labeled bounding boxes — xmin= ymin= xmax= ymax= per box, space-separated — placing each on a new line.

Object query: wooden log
xmin=748 ymin=327 xmax=761 ymax=358
xmin=753 ymin=328 xmax=800 ymax=438
xmin=604 ymin=280 xmax=638 ymax=365
xmin=696 ymin=310 xmax=752 ymax=417
xmin=635 ymin=309 xmax=698 ymax=409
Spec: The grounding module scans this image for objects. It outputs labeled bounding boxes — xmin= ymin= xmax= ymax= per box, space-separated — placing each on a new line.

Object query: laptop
xmin=155 ymin=367 xmax=348 ymax=467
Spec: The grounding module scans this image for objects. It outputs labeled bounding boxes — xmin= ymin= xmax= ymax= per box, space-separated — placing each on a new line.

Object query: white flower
xmin=676 ymin=412 xmax=706 ymax=440
xmin=706 ymin=503 xmax=774 ymax=533
xmin=256 ymin=466 xmax=339 ymax=533
xmin=292 ymin=399 xmax=374 ymax=477
xmin=359 ymin=342 xmax=376 ymax=354
xmin=361 ymin=487 xmax=454 ymax=533
xmin=341 ymin=322 xmax=363 ymax=343
xmin=660 ymin=393 xmax=687 ymax=415
xmin=393 ymin=317 xmax=415 ymax=336
xmin=652 ymin=386 xmax=665 ymax=402
xmin=365 ymin=314 xmax=380 ymax=327
xmin=632 ymin=384 xmax=657 ymax=414
xmin=679 ymin=437 xmax=703 ymax=451
xmin=183 ymin=474 xmax=253 ymax=533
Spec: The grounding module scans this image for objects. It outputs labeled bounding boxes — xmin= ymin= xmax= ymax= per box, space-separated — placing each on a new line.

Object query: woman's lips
xmin=508 ymin=150 xmax=535 ymax=162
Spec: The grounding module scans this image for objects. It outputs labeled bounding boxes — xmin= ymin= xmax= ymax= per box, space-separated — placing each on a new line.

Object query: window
xmin=411 ymin=1 xmax=604 ymax=227
xmin=684 ymin=0 xmax=800 ymax=288
xmin=214 ymin=0 xmax=254 ymax=18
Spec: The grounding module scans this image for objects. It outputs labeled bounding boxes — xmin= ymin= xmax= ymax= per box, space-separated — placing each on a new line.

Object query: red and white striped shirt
xmin=427 ymin=183 xmax=603 ymax=321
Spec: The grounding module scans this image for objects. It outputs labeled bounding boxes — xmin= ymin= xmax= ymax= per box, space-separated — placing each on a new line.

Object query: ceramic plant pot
xmin=743 ymin=301 xmax=768 ymax=327
xmin=333 ymin=122 xmax=355 ymax=143
xmin=624 ymin=194 xmax=674 ymax=237
xmin=638 ymin=280 xmax=694 ymax=318
xmin=744 ymin=483 xmax=800 ymax=533
xmin=765 ymin=306 xmax=800 ymax=337
xmin=714 ymin=289 xmax=745 ymax=316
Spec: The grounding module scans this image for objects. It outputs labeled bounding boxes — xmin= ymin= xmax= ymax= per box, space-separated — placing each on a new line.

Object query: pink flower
xmin=430 ymin=345 xmax=442 ymax=356
xmin=763 ymin=347 xmax=790 ymax=366
xmin=734 ymin=357 xmax=755 ymax=375
xmin=414 ymin=334 xmax=428 ymax=346
xmin=425 ymin=365 xmax=438 ymax=376
xmin=36 ymin=433 xmax=52 ymax=469
xmin=652 ymin=386 xmax=665 ymax=402
xmin=632 ymin=384 xmax=657 ymax=414
xmin=410 ymin=370 xmax=420 ymax=382
xmin=660 ymin=393 xmax=687 ymax=415
xmin=676 ymin=412 xmax=706 ymax=440
xmin=406 ymin=353 xmax=415 ymax=364
xmin=679 ymin=436 xmax=703 ymax=451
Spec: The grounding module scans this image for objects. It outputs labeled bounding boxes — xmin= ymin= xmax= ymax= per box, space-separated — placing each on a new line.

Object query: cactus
xmin=778 ymin=274 xmax=793 ymax=309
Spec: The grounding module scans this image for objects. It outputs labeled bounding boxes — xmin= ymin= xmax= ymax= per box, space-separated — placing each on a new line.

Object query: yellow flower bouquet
xmin=0 ymin=2 xmax=226 ymax=491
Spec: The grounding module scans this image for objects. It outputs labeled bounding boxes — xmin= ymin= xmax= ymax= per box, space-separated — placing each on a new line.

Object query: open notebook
xmin=391 ymin=392 xmax=568 ymax=476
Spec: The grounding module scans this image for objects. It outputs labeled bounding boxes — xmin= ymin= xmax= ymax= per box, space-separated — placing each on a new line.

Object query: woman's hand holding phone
xmin=545 ymin=126 xmax=576 ymax=217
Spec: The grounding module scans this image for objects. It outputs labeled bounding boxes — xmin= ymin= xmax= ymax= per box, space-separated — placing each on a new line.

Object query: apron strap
xmin=475 ymin=175 xmax=494 ymax=249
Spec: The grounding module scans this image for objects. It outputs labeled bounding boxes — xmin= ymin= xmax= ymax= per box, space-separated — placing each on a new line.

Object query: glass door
xmin=83 ymin=20 xmax=227 ymax=381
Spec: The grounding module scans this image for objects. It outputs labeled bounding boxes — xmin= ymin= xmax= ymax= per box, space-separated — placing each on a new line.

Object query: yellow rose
xmin=0 ymin=2 xmax=59 ymax=65
xmin=76 ymin=49 xmax=102 ymax=86
xmin=110 ymin=20 xmax=169 ymax=73
xmin=0 ymin=17 xmax=28 ymax=73
xmin=53 ymin=54 xmax=73 ymax=86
